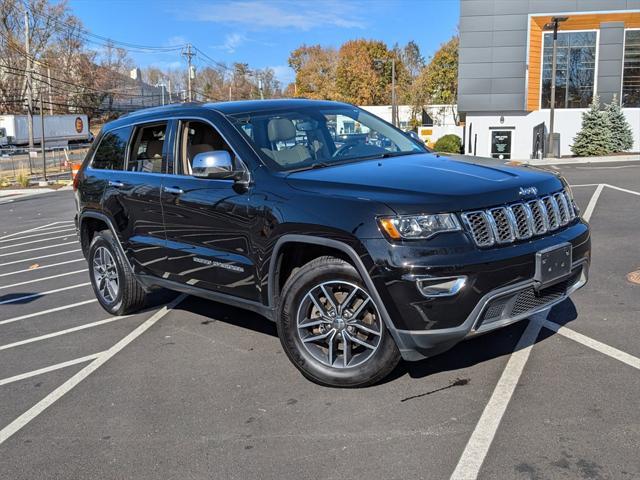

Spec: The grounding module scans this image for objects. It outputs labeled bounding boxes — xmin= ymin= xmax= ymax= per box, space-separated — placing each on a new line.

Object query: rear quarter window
xmin=91 ymin=126 xmax=132 ymax=170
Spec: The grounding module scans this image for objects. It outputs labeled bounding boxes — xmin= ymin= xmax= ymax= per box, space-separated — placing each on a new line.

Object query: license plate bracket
xmin=534 ymin=243 xmax=572 ymax=288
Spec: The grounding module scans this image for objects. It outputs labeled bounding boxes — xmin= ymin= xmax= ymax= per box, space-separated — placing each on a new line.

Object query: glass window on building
xmin=541 ymin=31 xmax=597 ymax=109
xmin=622 ymin=30 xmax=640 ymax=107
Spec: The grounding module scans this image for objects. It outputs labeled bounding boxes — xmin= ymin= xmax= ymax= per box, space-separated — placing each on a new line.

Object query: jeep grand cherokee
xmin=74 ymin=99 xmax=590 ymax=387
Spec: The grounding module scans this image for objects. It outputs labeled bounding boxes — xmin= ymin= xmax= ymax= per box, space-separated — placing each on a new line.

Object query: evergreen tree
xmin=571 ymin=96 xmax=613 ymax=157
xmin=606 ymin=95 xmax=634 ymax=152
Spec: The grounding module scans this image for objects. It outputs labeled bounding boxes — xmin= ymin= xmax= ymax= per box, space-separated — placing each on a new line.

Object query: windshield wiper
xmin=344 ymin=151 xmax=420 ymax=162
xmin=285 ymin=162 xmax=332 ymax=173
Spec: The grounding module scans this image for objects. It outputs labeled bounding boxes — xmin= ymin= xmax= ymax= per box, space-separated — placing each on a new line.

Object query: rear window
xmin=91 ymin=126 xmax=132 ymax=170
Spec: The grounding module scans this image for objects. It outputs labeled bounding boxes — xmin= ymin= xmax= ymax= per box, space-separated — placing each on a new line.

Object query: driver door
xmin=159 ymin=119 xmax=259 ymax=301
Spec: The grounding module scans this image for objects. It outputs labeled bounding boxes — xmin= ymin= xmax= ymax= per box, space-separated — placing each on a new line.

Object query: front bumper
xmin=393 ymin=260 xmax=587 ymax=361
xmin=362 ymin=220 xmax=590 ymax=361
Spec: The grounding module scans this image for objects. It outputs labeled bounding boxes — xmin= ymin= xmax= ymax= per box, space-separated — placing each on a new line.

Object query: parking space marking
xmin=450 ymin=319 xmax=543 ymax=480
xmin=0 ymin=282 xmax=91 ymax=305
xmin=582 ymin=184 xmax=604 ymax=223
xmin=451 ymin=184 xmax=606 ymax=479
xmin=0 ymin=234 xmax=78 ymax=250
xmin=0 ymin=316 xmax=130 ymax=351
xmin=0 ymin=241 xmax=79 ymax=258
xmin=0 ymin=249 xmax=82 ymax=268
xmin=0 ymin=293 xmax=187 ymax=446
xmin=543 ymin=320 xmax=640 ymax=371
xmin=0 ymin=222 xmax=62 ymax=241
xmin=605 ymin=183 xmax=640 ymax=197
xmin=0 ymin=228 xmax=76 ymax=243
xmin=0 ymin=300 xmax=97 ymax=326
xmin=0 ymin=259 xmax=85 ymax=278
xmin=0 ymin=353 xmax=103 ymax=387
xmin=0 ymin=269 xmax=87 ymax=291
xmin=570 ymin=184 xmax=600 ymax=187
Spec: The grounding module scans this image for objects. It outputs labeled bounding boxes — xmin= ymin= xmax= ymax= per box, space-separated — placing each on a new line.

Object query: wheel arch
xmin=78 ymin=211 xmax=133 ymax=272
xmin=267 ymin=234 xmax=406 ymax=351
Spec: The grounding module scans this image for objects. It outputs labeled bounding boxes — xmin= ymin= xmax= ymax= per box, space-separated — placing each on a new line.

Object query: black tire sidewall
xmin=278 ymin=258 xmax=399 ymax=387
xmin=88 ymin=232 xmax=126 ymax=315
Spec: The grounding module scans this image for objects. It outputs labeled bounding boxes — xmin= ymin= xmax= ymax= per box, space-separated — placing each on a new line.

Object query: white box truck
xmin=0 ymin=114 xmax=90 ymax=148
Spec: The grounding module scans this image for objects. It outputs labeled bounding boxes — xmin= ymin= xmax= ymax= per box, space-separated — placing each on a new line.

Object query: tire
xmin=88 ymin=230 xmax=147 ymax=316
xmin=277 ymin=256 xmax=400 ymax=387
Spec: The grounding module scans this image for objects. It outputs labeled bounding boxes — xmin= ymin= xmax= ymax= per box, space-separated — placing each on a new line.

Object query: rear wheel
xmin=277 ymin=256 xmax=400 ymax=387
xmin=88 ymin=230 xmax=147 ymax=315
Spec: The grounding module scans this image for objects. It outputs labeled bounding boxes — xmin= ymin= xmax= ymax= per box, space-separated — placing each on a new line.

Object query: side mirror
xmin=192 ymin=150 xmax=234 ymax=179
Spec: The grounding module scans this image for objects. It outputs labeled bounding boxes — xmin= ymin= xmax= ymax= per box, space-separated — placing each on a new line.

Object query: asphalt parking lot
xmin=0 ymin=162 xmax=639 ymax=479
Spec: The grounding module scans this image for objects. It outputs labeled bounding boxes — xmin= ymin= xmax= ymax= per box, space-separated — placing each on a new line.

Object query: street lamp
xmin=373 ymin=58 xmax=397 ymax=127
xmin=543 ymin=16 xmax=568 ymax=158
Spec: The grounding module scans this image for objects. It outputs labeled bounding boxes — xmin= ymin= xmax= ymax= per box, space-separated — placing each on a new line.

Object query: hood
xmin=285 ymin=153 xmax=563 ymax=214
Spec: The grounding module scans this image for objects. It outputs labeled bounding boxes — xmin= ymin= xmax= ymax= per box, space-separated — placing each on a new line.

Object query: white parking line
xmin=0 ymin=353 xmax=103 ymax=387
xmin=605 ymin=183 xmax=640 ymax=197
xmin=582 ymin=184 xmax=604 ymax=223
xmin=0 ymin=294 xmax=187 ymax=446
xmin=0 ymin=315 xmax=130 ymax=351
xmin=0 ymin=269 xmax=88 ymax=290
xmin=570 ymin=184 xmax=600 ymax=187
xmin=0 ymin=249 xmax=82 ymax=268
xmin=543 ymin=320 xmax=640 ymax=371
xmin=0 ymin=241 xmax=78 ymax=258
xmin=0 ymin=300 xmax=97 ymax=326
xmin=0 ymin=282 xmax=91 ymax=305
xmin=450 ymin=185 xmax=605 ymax=479
xmin=0 ymin=228 xmax=76 ymax=244
xmin=0 ymin=222 xmax=61 ymax=241
xmin=0 ymin=234 xmax=77 ymax=250
xmin=0 ymin=258 xmax=85 ymax=278
xmin=450 ymin=319 xmax=542 ymax=480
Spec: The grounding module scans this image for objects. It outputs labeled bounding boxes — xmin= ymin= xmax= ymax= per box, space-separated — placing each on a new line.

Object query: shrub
xmin=16 ymin=168 xmax=31 ymax=188
xmin=571 ymin=96 xmax=613 ymax=157
xmin=433 ymin=134 xmax=462 ymax=153
xmin=606 ymin=95 xmax=634 ymax=153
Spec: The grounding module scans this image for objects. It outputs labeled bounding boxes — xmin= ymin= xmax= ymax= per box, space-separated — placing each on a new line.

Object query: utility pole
xmin=24 ymin=11 xmax=34 ymax=173
xmin=168 ymin=79 xmax=172 ymax=103
xmin=39 ymin=92 xmax=46 ymax=182
xmin=182 ymin=44 xmax=195 ymax=102
xmin=391 ymin=58 xmax=397 ymax=127
xmin=258 ymin=74 xmax=264 ymax=100
xmin=544 ymin=16 xmax=568 ymax=158
xmin=47 ymin=67 xmax=53 ymax=114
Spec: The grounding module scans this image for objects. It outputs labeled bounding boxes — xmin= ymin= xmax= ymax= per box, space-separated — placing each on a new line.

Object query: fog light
xmin=415 ymin=276 xmax=467 ymax=298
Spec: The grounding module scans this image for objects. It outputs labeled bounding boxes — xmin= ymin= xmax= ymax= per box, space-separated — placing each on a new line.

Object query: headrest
xmin=267 ymin=118 xmax=296 ymax=142
xmin=145 ymin=140 xmax=163 ymax=158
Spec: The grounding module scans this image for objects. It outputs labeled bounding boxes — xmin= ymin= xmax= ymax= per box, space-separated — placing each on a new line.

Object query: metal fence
xmin=0 ymin=144 xmax=90 ymax=180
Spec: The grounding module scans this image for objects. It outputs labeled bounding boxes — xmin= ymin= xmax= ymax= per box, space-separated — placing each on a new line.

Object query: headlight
xmin=378 ymin=214 xmax=461 ymax=240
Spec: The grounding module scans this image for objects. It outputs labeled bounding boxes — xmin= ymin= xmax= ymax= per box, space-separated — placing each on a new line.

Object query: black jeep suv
xmin=75 ymin=99 xmax=590 ymax=387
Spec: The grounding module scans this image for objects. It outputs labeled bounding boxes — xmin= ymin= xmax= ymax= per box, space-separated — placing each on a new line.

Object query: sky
xmin=67 ymin=0 xmax=460 ymax=86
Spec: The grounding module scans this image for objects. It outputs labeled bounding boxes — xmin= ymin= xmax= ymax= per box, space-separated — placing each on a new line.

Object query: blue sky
xmin=68 ymin=0 xmax=460 ymax=85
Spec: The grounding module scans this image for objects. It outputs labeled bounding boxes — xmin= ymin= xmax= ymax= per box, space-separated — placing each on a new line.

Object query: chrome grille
xmin=461 ymin=211 xmax=494 ymax=247
xmin=462 ymin=189 xmax=577 ymax=247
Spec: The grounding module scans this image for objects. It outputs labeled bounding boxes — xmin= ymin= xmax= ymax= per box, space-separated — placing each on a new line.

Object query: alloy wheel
xmin=296 ymin=281 xmax=383 ymax=368
xmin=92 ymin=246 xmax=120 ymax=303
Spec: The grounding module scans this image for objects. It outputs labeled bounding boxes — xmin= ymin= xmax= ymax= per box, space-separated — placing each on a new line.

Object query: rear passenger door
xmin=159 ymin=119 xmax=258 ymax=301
xmin=100 ymin=121 xmax=170 ymax=276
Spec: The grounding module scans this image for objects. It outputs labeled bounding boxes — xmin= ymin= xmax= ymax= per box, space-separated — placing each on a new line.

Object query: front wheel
xmin=277 ymin=256 xmax=400 ymax=387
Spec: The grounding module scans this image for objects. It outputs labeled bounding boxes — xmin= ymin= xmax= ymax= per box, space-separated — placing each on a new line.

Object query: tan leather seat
xmin=263 ymin=118 xmax=311 ymax=165
xmin=140 ymin=139 xmax=163 ymax=173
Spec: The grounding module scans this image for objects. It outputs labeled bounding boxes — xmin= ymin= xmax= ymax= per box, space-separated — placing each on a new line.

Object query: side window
xmin=127 ymin=123 xmax=167 ymax=173
xmin=91 ymin=127 xmax=132 ymax=170
xmin=178 ymin=120 xmax=234 ymax=175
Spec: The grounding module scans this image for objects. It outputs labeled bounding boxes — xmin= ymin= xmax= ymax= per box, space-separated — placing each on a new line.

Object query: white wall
xmin=465 ymin=109 xmax=640 ymax=159
xmin=360 ymin=104 xmax=459 ymax=130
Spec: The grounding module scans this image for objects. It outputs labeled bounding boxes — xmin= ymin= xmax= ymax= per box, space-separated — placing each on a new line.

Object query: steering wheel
xmin=332 ymin=143 xmax=358 ymax=159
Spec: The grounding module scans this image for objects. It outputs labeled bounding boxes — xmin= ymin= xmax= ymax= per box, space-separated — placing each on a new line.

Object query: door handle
xmin=108 ymin=180 xmax=125 ymax=188
xmin=163 ymin=186 xmax=184 ymax=195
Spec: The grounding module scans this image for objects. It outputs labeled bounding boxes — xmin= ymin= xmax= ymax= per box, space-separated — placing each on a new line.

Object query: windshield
xmin=226 ymin=105 xmax=427 ymax=172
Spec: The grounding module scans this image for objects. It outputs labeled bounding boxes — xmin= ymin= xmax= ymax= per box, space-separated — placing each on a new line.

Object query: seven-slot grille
xmin=461 ymin=190 xmax=577 ymax=247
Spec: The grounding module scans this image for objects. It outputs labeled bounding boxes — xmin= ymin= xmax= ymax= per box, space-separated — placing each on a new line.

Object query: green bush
xmin=433 ymin=134 xmax=462 ymax=153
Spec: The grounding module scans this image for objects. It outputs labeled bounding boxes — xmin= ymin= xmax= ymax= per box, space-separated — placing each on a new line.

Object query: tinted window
xmin=127 ymin=123 xmax=167 ymax=173
xmin=91 ymin=127 xmax=131 ymax=170
xmin=177 ymin=120 xmax=235 ymax=175
xmin=227 ymin=106 xmax=425 ymax=172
